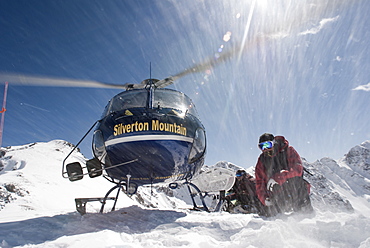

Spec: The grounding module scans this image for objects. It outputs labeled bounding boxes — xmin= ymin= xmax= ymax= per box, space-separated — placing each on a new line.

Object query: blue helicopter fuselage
xmin=92 ymin=87 xmax=206 ymax=185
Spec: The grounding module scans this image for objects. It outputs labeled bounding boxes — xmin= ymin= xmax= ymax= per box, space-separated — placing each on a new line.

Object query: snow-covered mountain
xmin=1 ymin=140 xmax=370 ymax=247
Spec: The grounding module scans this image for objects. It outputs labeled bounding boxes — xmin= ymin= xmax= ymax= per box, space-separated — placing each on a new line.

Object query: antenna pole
xmin=149 ymin=62 xmax=153 ymax=87
xmin=150 ymin=62 xmax=152 ymax=80
xmin=0 ymin=82 xmax=8 ymax=147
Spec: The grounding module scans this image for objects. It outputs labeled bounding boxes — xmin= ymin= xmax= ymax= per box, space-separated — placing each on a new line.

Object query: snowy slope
xmin=1 ymin=140 xmax=370 ymax=247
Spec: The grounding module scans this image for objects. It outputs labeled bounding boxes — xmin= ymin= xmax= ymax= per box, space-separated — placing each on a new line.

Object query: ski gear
xmin=236 ymin=170 xmax=247 ymax=177
xmin=259 ymin=140 xmax=274 ymax=151
xmin=267 ymin=178 xmax=278 ymax=192
xmin=259 ymin=133 xmax=274 ymax=143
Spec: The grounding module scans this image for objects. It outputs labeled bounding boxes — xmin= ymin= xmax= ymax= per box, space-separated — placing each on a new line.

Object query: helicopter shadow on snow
xmin=0 ymin=205 xmax=186 ymax=247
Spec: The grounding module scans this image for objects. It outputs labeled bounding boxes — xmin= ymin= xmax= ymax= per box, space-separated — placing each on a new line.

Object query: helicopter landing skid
xmin=75 ymin=197 xmax=116 ymax=215
xmin=74 ymin=180 xmax=227 ymax=215
xmin=184 ymin=181 xmax=227 ymax=213
xmin=184 ymin=181 xmax=209 ymax=212
xmin=75 ymin=180 xmax=135 ymax=215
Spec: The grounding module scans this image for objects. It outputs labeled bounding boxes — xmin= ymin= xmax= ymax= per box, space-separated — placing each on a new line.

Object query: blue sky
xmin=0 ymin=0 xmax=369 ymax=168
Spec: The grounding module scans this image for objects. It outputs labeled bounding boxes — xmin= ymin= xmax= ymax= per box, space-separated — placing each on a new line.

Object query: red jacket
xmin=255 ymin=136 xmax=303 ymax=205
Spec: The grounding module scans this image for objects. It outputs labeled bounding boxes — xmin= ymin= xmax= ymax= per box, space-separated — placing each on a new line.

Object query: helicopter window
xmin=188 ymin=128 xmax=206 ymax=163
xmin=104 ymin=90 xmax=148 ymax=116
xmin=154 ymin=90 xmax=198 ymax=117
xmin=92 ymin=130 xmax=106 ymax=161
xmin=101 ymin=100 xmax=113 ymax=118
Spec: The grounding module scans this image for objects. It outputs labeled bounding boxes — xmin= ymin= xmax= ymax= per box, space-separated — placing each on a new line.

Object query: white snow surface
xmin=1 ymin=140 xmax=370 ymax=248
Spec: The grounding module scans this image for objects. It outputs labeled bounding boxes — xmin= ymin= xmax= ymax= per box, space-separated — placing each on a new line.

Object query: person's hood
xmin=274 ymin=136 xmax=289 ymax=152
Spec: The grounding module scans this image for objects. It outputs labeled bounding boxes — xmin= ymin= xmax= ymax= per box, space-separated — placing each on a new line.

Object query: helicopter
xmin=62 ymin=76 xmax=210 ymax=214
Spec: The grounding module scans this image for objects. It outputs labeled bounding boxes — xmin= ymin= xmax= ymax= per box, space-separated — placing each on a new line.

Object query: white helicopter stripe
xmin=105 ymin=134 xmax=194 ymax=147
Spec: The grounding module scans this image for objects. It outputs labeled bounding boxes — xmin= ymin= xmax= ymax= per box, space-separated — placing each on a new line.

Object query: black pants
xmin=238 ymin=194 xmax=265 ymax=214
xmin=265 ymin=176 xmax=312 ymax=216
xmin=225 ymin=194 xmax=265 ymax=214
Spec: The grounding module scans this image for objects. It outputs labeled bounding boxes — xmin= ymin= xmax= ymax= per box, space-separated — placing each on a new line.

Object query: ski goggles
xmin=258 ymin=140 xmax=274 ymax=151
xmin=236 ymin=171 xmax=246 ymax=177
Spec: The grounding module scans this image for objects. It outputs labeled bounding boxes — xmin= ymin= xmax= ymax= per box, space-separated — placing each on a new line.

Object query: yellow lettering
xmin=126 ymin=124 xmax=131 ymax=133
xmin=152 ymin=120 xmax=159 ymax=130
xmin=114 ymin=124 xmax=118 ymax=136
xmin=113 ymin=121 xmax=150 ymax=136
xmin=114 ymin=120 xmax=186 ymax=136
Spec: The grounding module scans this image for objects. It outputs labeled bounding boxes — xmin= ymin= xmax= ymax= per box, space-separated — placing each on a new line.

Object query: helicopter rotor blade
xmin=154 ymin=38 xmax=256 ymax=89
xmin=121 ymin=82 xmax=146 ymax=90
xmin=0 ymin=73 xmax=127 ymax=90
xmin=154 ymin=77 xmax=175 ymax=89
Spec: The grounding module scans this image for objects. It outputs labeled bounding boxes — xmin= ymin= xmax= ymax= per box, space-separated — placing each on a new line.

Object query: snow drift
xmin=1 ymin=140 xmax=370 ymax=247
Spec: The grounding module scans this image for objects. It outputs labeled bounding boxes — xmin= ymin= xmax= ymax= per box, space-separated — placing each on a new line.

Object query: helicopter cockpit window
xmin=154 ymin=89 xmax=199 ymax=117
xmin=105 ymin=90 xmax=148 ymax=116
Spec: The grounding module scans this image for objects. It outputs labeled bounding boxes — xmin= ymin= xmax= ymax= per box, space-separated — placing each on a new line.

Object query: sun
xmin=255 ymin=0 xmax=269 ymax=11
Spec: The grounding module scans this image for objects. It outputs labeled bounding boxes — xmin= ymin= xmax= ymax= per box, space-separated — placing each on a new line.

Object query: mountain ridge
xmin=1 ymin=139 xmax=369 ymax=214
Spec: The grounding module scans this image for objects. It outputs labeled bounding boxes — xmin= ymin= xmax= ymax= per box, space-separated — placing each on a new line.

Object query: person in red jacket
xmin=255 ymin=133 xmax=313 ymax=216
